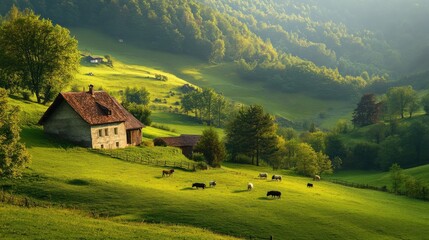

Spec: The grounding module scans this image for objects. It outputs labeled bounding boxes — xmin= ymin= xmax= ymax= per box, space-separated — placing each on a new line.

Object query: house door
xmin=126 ymin=131 xmax=131 ymax=144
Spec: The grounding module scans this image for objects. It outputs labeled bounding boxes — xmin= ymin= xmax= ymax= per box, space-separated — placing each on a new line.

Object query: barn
xmin=38 ymin=85 xmax=144 ymax=149
xmin=154 ymin=135 xmax=201 ymax=158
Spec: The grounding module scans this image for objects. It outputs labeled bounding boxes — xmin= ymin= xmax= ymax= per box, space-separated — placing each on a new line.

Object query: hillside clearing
xmin=1 ymin=126 xmax=429 ymax=239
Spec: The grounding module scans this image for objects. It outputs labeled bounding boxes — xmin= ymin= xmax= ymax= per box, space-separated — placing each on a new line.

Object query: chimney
xmin=88 ymin=84 xmax=94 ymax=96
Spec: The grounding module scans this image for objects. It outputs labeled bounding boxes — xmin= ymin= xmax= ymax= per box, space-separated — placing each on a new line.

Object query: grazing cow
xmin=209 ymin=180 xmax=217 ymax=187
xmin=307 ymin=183 xmax=313 ymax=188
xmin=259 ymin=172 xmax=268 ymax=179
xmin=267 ymin=190 xmax=281 ymax=198
xmin=162 ymin=169 xmax=174 ymax=177
xmin=247 ymin=182 xmax=254 ymax=191
xmin=192 ymin=183 xmax=206 ymax=189
xmin=272 ymin=175 xmax=282 ymax=181
xmin=313 ymin=175 xmax=321 ymax=181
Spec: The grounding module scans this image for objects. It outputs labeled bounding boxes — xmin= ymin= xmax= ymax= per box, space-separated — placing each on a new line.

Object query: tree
xmin=421 ymin=93 xmax=429 ymax=115
xmin=377 ymin=136 xmax=403 ymax=170
xmin=122 ymin=102 xmax=152 ymax=126
xmin=386 ymin=86 xmax=417 ymax=119
xmin=294 ymin=143 xmax=319 ymax=177
xmin=352 ymin=93 xmax=381 ymax=127
xmin=194 ymin=128 xmax=225 ymax=167
xmin=324 ymin=134 xmax=348 ymax=161
xmin=0 ymin=7 xmax=80 ymax=104
xmin=225 ymin=105 xmax=278 ymax=166
xmin=351 ymin=142 xmax=379 ymax=170
xmin=124 ymin=87 xmax=150 ymax=106
xmin=0 ymin=88 xmax=31 ymax=178
xmin=301 ymin=131 xmax=326 ymax=153
xmin=389 ymin=163 xmax=404 ymax=194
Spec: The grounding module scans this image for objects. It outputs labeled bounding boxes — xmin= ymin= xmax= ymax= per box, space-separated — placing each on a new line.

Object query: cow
xmin=209 ymin=180 xmax=217 ymax=188
xmin=307 ymin=183 xmax=313 ymax=188
xmin=267 ymin=190 xmax=281 ymax=198
xmin=258 ymin=172 xmax=268 ymax=179
xmin=272 ymin=175 xmax=282 ymax=181
xmin=192 ymin=183 xmax=206 ymax=189
xmin=247 ymin=182 xmax=254 ymax=191
xmin=162 ymin=169 xmax=174 ymax=177
xmin=313 ymin=175 xmax=321 ymax=181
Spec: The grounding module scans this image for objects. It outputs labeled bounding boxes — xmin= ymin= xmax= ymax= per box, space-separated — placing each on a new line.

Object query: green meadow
xmin=1 ymin=125 xmax=428 ymax=239
xmin=327 ymin=164 xmax=429 ymax=188
xmin=2 ymin=27 xmax=429 ymax=240
xmin=71 ymin=28 xmax=355 ymax=129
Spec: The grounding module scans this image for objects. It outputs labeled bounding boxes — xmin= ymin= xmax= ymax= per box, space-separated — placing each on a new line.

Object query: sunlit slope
xmin=72 ymin=28 xmax=355 ymax=129
xmin=0 ymin=204 xmax=239 ymax=240
xmin=5 ymin=126 xmax=429 ymax=240
xmin=327 ymin=164 xmax=429 ymax=188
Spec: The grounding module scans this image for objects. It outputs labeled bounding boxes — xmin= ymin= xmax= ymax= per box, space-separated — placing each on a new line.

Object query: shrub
xmin=195 ymin=161 xmax=208 ymax=170
xmin=192 ymin=152 xmax=205 ymax=162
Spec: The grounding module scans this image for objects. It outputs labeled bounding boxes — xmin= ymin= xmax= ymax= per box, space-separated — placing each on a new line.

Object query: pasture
xmin=1 ymin=127 xmax=429 ymax=239
xmin=71 ymin=28 xmax=355 ymax=129
xmin=327 ymin=164 xmax=429 ymax=188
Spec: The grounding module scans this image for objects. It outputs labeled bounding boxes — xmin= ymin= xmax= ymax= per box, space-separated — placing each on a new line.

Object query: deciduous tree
xmin=352 ymin=93 xmax=381 ymax=127
xmin=0 ymin=88 xmax=31 ymax=178
xmin=386 ymin=86 xmax=417 ymax=119
xmin=0 ymin=7 xmax=80 ymax=103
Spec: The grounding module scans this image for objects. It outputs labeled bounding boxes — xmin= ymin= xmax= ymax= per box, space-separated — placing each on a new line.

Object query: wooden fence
xmin=94 ymin=150 xmax=197 ymax=171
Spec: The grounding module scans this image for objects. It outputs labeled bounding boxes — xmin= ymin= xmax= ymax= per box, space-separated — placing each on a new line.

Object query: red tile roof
xmin=39 ymin=91 xmax=144 ymax=130
xmin=155 ymin=135 xmax=201 ymax=147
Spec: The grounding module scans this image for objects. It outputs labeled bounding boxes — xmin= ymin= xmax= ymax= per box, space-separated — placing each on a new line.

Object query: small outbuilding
xmin=154 ymin=135 xmax=201 ymax=158
xmin=38 ymin=85 xmax=144 ymax=149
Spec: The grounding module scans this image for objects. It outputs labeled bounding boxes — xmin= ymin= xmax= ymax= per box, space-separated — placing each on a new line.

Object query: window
xmin=105 ymin=128 xmax=109 ymax=136
xmin=114 ymin=127 xmax=118 ymax=135
xmin=116 ymin=142 xmax=119 ymax=147
xmin=98 ymin=129 xmax=103 ymax=137
xmin=100 ymin=144 xmax=104 ymax=149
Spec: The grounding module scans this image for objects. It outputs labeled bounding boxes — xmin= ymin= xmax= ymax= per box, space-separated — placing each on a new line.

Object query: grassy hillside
xmin=0 ymin=204 xmax=238 ymax=240
xmin=1 ymin=123 xmax=429 ymax=239
xmin=71 ymin=28 xmax=355 ymax=129
xmin=327 ymin=164 xmax=429 ymax=188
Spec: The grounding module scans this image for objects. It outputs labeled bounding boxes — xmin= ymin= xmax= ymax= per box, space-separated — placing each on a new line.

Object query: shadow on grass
xmin=258 ymin=197 xmax=280 ymax=201
xmin=180 ymin=187 xmax=195 ymax=191
xmin=67 ymin=179 xmax=90 ymax=186
xmin=232 ymin=189 xmax=249 ymax=193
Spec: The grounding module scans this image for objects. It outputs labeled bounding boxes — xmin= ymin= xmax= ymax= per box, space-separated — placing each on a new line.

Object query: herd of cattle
xmin=162 ymin=169 xmax=321 ymax=199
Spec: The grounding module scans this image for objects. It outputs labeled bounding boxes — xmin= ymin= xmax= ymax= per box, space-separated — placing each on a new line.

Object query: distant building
xmin=38 ymin=85 xmax=144 ymax=149
xmin=154 ymin=135 xmax=201 ymax=158
xmin=87 ymin=55 xmax=104 ymax=64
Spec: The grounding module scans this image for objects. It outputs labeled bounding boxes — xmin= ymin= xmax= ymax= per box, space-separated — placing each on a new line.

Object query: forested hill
xmin=1 ymin=0 xmax=428 ymax=100
xmin=198 ymin=0 xmax=429 ymax=77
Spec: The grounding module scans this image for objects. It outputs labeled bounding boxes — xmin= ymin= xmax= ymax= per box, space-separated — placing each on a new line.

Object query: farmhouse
xmin=86 ymin=55 xmax=104 ymax=64
xmin=154 ymin=135 xmax=201 ymax=158
xmin=38 ymin=85 xmax=144 ymax=149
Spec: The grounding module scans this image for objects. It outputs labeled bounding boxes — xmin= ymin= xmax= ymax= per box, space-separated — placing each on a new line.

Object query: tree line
xmin=0 ymin=0 xmax=377 ymax=100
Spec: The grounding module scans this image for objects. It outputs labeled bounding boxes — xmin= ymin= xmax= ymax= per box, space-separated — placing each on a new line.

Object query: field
xmin=1 ymin=125 xmax=429 ymax=239
xmin=326 ymin=164 xmax=429 ymax=188
xmin=71 ymin=28 xmax=355 ymax=129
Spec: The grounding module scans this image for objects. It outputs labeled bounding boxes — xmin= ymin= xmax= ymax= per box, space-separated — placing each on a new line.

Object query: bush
xmin=192 ymin=152 xmax=205 ymax=162
xmin=195 ymin=161 xmax=208 ymax=170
